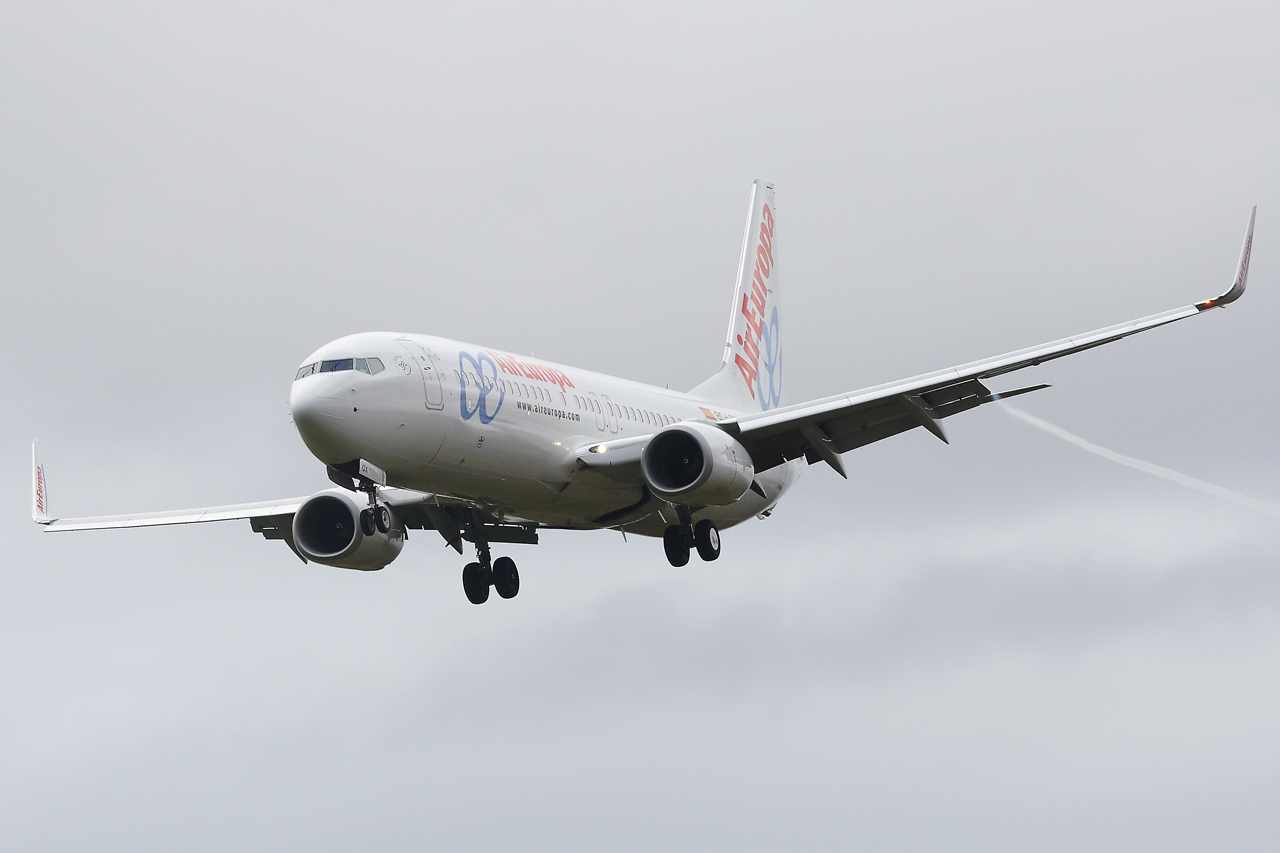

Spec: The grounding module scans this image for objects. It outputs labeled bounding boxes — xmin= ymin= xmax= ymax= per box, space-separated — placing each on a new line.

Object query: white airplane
xmin=32 ymin=182 xmax=1257 ymax=604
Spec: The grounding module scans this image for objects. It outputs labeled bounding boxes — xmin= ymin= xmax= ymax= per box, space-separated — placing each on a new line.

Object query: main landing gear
xmin=462 ymin=538 xmax=520 ymax=605
xmin=663 ymin=509 xmax=721 ymax=567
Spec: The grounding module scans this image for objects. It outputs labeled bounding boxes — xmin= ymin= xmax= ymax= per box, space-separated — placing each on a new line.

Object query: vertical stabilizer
xmin=690 ymin=179 xmax=782 ymax=412
xmin=32 ymin=441 xmax=50 ymax=523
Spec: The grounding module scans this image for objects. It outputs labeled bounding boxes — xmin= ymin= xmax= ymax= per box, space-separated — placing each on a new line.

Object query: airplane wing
xmin=31 ymin=440 xmax=530 ymax=559
xmin=33 ymin=472 xmax=312 ymax=560
xmin=725 ymin=207 xmax=1257 ymax=477
xmin=38 ymin=498 xmax=310 ymax=533
xmin=31 ymin=442 xmax=307 ymax=533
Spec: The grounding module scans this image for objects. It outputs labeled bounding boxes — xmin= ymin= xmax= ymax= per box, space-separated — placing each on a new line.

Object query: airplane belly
xmin=519 ymin=456 xmax=802 ymax=533
xmin=429 ymin=411 xmax=557 ymax=496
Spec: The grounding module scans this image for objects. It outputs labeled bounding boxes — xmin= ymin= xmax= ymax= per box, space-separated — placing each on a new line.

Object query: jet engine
xmin=292 ymin=489 xmax=404 ymax=570
xmin=640 ymin=422 xmax=755 ymax=506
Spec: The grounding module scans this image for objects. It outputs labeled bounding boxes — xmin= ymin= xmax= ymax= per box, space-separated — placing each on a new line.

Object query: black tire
xmin=493 ymin=556 xmax=520 ymax=599
xmin=359 ymin=508 xmax=378 ymax=537
xmin=374 ymin=505 xmax=392 ymax=534
xmin=694 ymin=519 xmax=721 ymax=561
xmin=663 ymin=526 xmax=690 ymax=567
xmin=462 ymin=561 xmax=491 ymax=604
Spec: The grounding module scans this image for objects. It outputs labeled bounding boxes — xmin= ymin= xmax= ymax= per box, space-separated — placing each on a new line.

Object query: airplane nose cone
xmin=290 ymin=379 xmax=351 ymax=462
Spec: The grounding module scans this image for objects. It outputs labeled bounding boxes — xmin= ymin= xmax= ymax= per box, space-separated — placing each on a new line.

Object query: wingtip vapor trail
xmin=1000 ymin=403 xmax=1280 ymax=519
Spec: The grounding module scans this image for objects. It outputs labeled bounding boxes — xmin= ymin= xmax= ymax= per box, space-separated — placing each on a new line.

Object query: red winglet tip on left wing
xmin=1198 ymin=206 xmax=1257 ymax=311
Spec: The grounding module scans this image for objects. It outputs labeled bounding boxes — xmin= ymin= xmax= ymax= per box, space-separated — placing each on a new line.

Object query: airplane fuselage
xmin=289 ymin=331 xmax=800 ymax=537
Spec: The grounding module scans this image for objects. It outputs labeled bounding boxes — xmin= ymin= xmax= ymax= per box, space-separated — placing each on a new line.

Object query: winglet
xmin=32 ymin=441 xmax=50 ymax=524
xmin=1197 ymin=206 xmax=1256 ymax=310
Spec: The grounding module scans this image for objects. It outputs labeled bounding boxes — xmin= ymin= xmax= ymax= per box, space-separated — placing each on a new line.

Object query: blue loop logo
xmin=755 ymin=306 xmax=782 ymax=410
xmin=459 ymin=351 xmax=505 ymax=424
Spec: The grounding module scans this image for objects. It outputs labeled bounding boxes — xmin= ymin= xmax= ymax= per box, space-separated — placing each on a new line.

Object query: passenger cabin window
xmin=295 ymin=363 xmax=318 ymax=380
xmin=320 ymin=359 xmax=354 ymax=373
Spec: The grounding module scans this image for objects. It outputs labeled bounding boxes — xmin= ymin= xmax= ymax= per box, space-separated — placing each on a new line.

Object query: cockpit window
xmin=297 ymin=357 xmax=383 ymax=380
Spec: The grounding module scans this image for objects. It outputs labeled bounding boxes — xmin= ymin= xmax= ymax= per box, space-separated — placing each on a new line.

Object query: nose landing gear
xmin=359 ymin=504 xmax=392 ymax=536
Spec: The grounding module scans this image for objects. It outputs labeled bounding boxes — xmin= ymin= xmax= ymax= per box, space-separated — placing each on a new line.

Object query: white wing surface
xmin=39 ymin=498 xmax=310 ymax=533
xmin=32 ymin=440 xmax=313 ymax=533
xmin=728 ymin=207 xmax=1257 ymax=475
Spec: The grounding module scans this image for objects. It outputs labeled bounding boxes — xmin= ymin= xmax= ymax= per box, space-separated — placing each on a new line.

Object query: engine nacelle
xmin=292 ymin=489 xmax=404 ymax=571
xmin=640 ymin=421 xmax=755 ymax=506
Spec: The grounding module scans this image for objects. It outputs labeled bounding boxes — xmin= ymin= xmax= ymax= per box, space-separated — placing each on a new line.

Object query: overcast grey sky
xmin=4 ymin=1 xmax=1280 ymax=849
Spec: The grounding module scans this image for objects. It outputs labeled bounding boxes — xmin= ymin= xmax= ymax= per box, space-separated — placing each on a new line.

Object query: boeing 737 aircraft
xmin=32 ymin=182 xmax=1257 ymax=604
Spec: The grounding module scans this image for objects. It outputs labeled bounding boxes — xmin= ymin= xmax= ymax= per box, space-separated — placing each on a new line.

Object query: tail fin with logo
xmin=690 ymin=179 xmax=782 ymax=412
xmin=32 ymin=441 xmax=50 ymax=524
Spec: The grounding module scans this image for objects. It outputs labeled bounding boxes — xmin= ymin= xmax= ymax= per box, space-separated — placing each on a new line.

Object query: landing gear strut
xmin=461 ymin=537 xmax=520 ymax=605
xmin=357 ymin=477 xmax=392 ymax=536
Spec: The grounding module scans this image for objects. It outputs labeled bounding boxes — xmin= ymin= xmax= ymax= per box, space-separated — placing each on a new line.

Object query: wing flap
xmin=249 ymin=514 xmax=307 ymax=562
